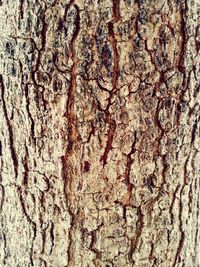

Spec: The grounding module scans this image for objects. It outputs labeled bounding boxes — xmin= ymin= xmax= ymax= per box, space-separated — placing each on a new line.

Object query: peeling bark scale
xmin=0 ymin=0 xmax=199 ymax=266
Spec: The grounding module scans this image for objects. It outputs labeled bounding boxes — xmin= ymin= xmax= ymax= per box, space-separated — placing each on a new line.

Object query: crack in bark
xmin=99 ymin=5 xmax=120 ymax=167
xmin=100 ymin=116 xmax=116 ymax=166
xmin=177 ymin=4 xmax=187 ymax=74
xmin=169 ymin=184 xmax=180 ymax=225
xmin=19 ymin=0 xmax=24 ymax=19
xmin=18 ymin=189 xmax=36 ymax=266
xmin=23 ymin=144 xmax=29 ymax=186
xmin=2 ymin=232 xmax=8 ymax=265
xmin=128 ymin=206 xmax=144 ymax=265
xmin=66 ymin=209 xmax=83 ymax=267
xmin=49 ymin=221 xmax=55 ymax=255
xmin=112 ymin=0 xmax=121 ymax=22
xmin=0 ymin=184 xmax=5 ymax=211
xmin=61 ymin=13 xmax=81 ymax=265
xmin=65 ymin=4 xmax=80 ymax=154
xmin=124 ymin=131 xmax=137 ymax=203
xmin=0 ymin=75 xmax=18 ymax=178
xmin=19 ymin=59 xmax=36 ymax=146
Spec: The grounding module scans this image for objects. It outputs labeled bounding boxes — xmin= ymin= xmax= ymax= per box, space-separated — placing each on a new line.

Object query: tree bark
xmin=0 ymin=0 xmax=199 ymax=266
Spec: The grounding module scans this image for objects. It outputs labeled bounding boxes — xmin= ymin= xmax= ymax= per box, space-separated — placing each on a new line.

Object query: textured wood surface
xmin=0 ymin=0 xmax=199 ymax=266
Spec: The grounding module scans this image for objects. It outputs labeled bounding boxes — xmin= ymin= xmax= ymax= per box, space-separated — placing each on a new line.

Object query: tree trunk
xmin=0 ymin=0 xmax=199 ymax=266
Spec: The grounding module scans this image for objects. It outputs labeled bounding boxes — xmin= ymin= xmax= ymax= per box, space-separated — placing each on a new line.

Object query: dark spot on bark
xmin=105 ymin=264 xmax=112 ymax=267
xmin=137 ymin=0 xmax=146 ymax=5
xmin=81 ymin=61 xmax=89 ymax=78
xmin=101 ymin=43 xmax=112 ymax=69
xmin=125 ymin=0 xmax=134 ymax=5
xmin=53 ymin=79 xmax=62 ymax=92
xmin=10 ymin=64 xmax=17 ymax=76
xmin=102 ymin=9 xmax=110 ymax=20
xmin=164 ymin=98 xmax=172 ymax=108
xmin=155 ymin=56 xmax=163 ymax=67
xmin=147 ymin=174 xmax=156 ymax=193
xmin=5 ymin=42 xmax=14 ymax=56
xmin=5 ymin=42 xmax=10 ymax=51
xmin=193 ymin=84 xmax=200 ymax=98
xmin=67 ymin=140 xmax=73 ymax=152
xmin=52 ymin=51 xmax=58 ymax=65
xmin=138 ymin=8 xmax=147 ymax=24
xmin=57 ymin=18 xmax=63 ymax=31
xmin=159 ymin=29 xmax=167 ymax=46
xmin=83 ymin=161 xmax=90 ymax=173
xmin=133 ymin=36 xmax=144 ymax=50
xmin=191 ymin=119 xmax=197 ymax=143
xmin=177 ymin=101 xmax=187 ymax=112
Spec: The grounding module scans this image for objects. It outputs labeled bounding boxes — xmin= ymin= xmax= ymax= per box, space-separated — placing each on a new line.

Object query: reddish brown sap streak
xmin=99 ymin=2 xmax=120 ymax=166
xmin=100 ymin=119 xmax=116 ymax=166
xmin=113 ymin=0 xmax=121 ymax=22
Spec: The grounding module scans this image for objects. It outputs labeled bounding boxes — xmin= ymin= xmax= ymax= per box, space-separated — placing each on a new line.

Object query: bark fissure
xmin=65 ymin=4 xmax=80 ymax=153
xmin=0 ymin=75 xmax=18 ymax=178
xmin=18 ymin=189 xmax=36 ymax=266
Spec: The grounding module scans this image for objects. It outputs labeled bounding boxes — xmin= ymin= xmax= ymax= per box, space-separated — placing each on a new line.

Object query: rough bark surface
xmin=0 ymin=0 xmax=199 ymax=266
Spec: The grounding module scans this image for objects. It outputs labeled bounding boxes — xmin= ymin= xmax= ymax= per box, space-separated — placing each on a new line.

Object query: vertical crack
xmin=18 ymin=189 xmax=36 ymax=266
xmin=99 ymin=4 xmax=120 ymax=166
xmin=178 ymin=4 xmax=187 ymax=74
xmin=2 ymin=232 xmax=8 ymax=265
xmin=100 ymin=116 xmax=116 ymax=166
xmin=19 ymin=0 xmax=24 ymax=19
xmin=124 ymin=131 xmax=137 ymax=202
xmin=65 ymin=4 xmax=80 ymax=154
xmin=49 ymin=221 xmax=55 ymax=255
xmin=128 ymin=206 xmax=144 ymax=265
xmin=0 ymin=75 xmax=18 ymax=178
xmin=172 ymin=191 xmax=185 ymax=267
xmin=0 ymin=184 xmax=5 ymax=211
xmin=0 ymin=140 xmax=2 ymax=156
xmin=113 ymin=0 xmax=121 ymax=22
xmin=62 ymin=6 xmax=81 ymax=267
xmin=89 ymin=227 xmax=103 ymax=260
xmin=23 ymin=144 xmax=29 ymax=186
